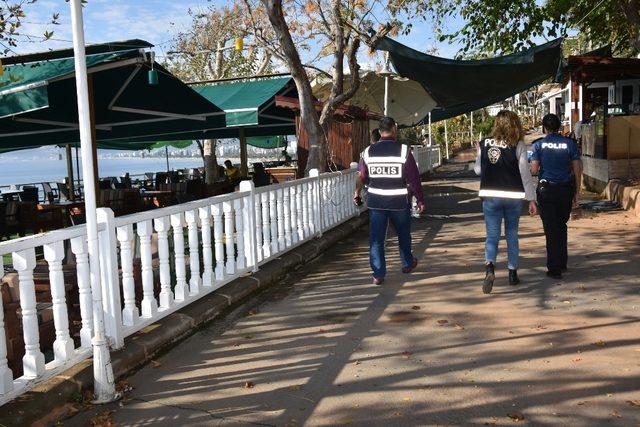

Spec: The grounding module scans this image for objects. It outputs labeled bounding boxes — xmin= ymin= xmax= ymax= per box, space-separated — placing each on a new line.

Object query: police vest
xmin=363 ymin=140 xmax=409 ymax=210
xmin=479 ymin=138 xmax=525 ymax=199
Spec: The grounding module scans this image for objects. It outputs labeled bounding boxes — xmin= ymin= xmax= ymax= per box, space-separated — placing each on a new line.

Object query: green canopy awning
xmin=192 ymin=76 xmax=295 ymax=127
xmin=246 ymin=135 xmax=287 ymax=149
xmin=374 ymin=37 xmax=564 ymax=122
xmin=0 ymin=44 xmax=226 ymax=153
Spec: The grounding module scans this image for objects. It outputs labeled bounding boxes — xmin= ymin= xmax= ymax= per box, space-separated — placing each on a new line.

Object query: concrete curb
xmin=603 ymin=179 xmax=640 ymax=218
xmin=0 ymin=213 xmax=368 ymax=427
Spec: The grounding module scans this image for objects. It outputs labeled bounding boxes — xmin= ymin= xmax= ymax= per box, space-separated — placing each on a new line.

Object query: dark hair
xmin=542 ymin=113 xmax=561 ymax=133
xmin=370 ymin=128 xmax=381 ymax=143
xmin=224 ymin=160 xmax=232 ymax=166
xmin=378 ymin=116 xmax=396 ymax=133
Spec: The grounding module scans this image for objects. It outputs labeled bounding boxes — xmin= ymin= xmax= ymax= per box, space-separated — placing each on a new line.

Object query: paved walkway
xmin=67 ymin=160 xmax=640 ymax=426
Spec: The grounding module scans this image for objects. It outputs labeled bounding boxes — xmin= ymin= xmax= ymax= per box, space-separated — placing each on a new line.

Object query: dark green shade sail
xmin=0 ymin=46 xmax=226 ymax=153
xmin=375 ymin=37 xmax=564 ymax=122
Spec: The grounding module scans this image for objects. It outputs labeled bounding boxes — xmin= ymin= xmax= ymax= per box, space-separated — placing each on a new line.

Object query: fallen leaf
xmin=454 ymin=323 xmax=465 ymax=330
xmin=484 ymin=417 xmax=498 ymax=426
xmin=354 ymin=360 xmax=361 ymax=365
xmin=244 ymin=381 xmax=255 ymax=389
xmin=563 ymin=300 xmax=572 ymax=304
xmin=437 ymin=319 xmax=449 ymax=325
xmin=411 ymin=305 xmax=421 ymax=310
xmin=572 ymin=357 xmax=582 ymax=362
xmin=318 ymin=329 xmax=327 ymax=333
xmin=627 ymin=400 xmax=640 ymax=407
xmin=534 ymin=324 xmax=547 ymax=330
xmin=593 ymin=340 xmax=606 ymax=347
xmin=150 ymin=360 xmax=161 ymax=368
xmin=89 ymin=410 xmax=115 ymax=427
xmin=576 ymin=401 xmax=587 ymax=406
xmin=610 ymin=410 xmax=622 ymax=418
xmin=288 ymin=384 xmax=302 ymax=391
xmin=507 ymin=412 xmax=525 ymax=422
xmin=401 ymin=351 xmax=413 ymax=357
xmin=508 ymin=330 xmax=515 ymax=334
xmin=403 ymin=397 xmax=411 ymax=401
xmin=248 ymin=309 xmax=258 ymax=315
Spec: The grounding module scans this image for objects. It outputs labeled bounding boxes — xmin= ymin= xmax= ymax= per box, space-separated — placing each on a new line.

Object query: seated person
xmin=224 ymin=160 xmax=241 ymax=180
xmin=281 ymin=150 xmax=292 ymax=166
xmin=252 ymin=163 xmax=271 ymax=187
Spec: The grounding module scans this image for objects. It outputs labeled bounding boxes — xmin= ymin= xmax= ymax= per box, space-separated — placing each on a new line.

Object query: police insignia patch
xmin=488 ymin=147 xmax=501 ymax=164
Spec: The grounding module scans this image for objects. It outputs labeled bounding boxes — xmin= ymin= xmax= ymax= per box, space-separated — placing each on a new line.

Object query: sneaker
xmin=508 ymin=269 xmax=520 ymax=286
xmin=402 ymin=258 xmax=418 ymax=274
xmin=373 ymin=277 xmax=384 ymax=286
xmin=546 ymin=270 xmax=562 ymax=279
xmin=483 ymin=262 xmax=495 ymax=294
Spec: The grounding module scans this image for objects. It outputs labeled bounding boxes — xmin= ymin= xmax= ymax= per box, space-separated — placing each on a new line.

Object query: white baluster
xmin=254 ymin=193 xmax=263 ymax=263
xmin=302 ymin=182 xmax=310 ymax=238
xmin=296 ymin=184 xmax=304 ymax=240
xmin=211 ymin=204 xmax=225 ymax=282
xmin=70 ymin=237 xmax=93 ymax=348
xmin=199 ymin=206 xmax=214 ymax=288
xmin=269 ymin=190 xmax=279 ymax=255
xmin=261 ymin=192 xmax=271 ymax=259
xmin=12 ymin=249 xmax=45 ymax=378
xmin=234 ymin=197 xmax=246 ymax=270
xmin=137 ymin=220 xmax=158 ymax=318
xmin=170 ymin=213 xmax=188 ymax=302
xmin=0 ymin=260 xmax=13 ymax=393
xmin=283 ymin=186 xmax=292 ymax=247
xmin=290 ymin=186 xmax=298 ymax=244
xmin=44 ymin=241 xmax=74 ymax=362
xmin=154 ymin=217 xmax=174 ymax=309
xmin=185 ymin=210 xmax=201 ymax=295
xmin=223 ymin=201 xmax=236 ymax=275
xmin=276 ymin=188 xmax=285 ymax=250
xmin=117 ymin=225 xmax=139 ymax=326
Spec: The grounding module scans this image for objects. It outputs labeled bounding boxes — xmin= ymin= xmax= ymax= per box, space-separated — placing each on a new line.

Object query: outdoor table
xmin=38 ymin=201 xmax=85 ymax=228
xmin=1 ymin=189 xmax=24 ymax=202
xmin=140 ymin=190 xmax=175 ymax=208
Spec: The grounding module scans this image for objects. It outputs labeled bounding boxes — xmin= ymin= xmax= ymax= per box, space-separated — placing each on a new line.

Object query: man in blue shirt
xmin=530 ymin=113 xmax=583 ymax=279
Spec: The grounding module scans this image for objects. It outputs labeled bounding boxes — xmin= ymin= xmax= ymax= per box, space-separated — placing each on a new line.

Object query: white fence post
xmin=70 ymin=236 xmax=94 ymax=348
xmin=0 ymin=260 xmax=13 ymax=394
xmin=137 ymin=220 xmax=158 ymax=318
xmin=43 ymin=241 xmax=75 ymax=362
xmin=198 ymin=207 xmax=214 ymax=288
xmin=97 ymin=208 xmax=124 ymax=349
xmin=240 ymin=180 xmax=259 ymax=273
xmin=155 ymin=216 xmax=175 ymax=308
xmin=309 ymin=169 xmax=321 ymax=236
xmin=170 ymin=213 xmax=189 ymax=301
xmin=116 ymin=225 xmax=139 ymax=326
xmin=185 ymin=210 xmax=201 ymax=295
xmin=211 ymin=204 xmax=225 ymax=282
xmin=13 ymin=249 xmax=45 ymax=378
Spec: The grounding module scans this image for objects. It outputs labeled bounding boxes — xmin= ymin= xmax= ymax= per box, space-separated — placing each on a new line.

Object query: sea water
xmin=0 ymin=157 xmax=206 ymax=187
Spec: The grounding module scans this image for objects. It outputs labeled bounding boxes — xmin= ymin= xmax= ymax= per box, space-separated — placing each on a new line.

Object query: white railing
xmin=413 ymin=145 xmax=442 ymax=175
xmin=0 ymin=165 xmax=360 ymax=405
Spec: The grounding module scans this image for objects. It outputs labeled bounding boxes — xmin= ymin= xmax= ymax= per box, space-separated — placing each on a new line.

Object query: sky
xmin=14 ymin=0 xmax=465 ymax=64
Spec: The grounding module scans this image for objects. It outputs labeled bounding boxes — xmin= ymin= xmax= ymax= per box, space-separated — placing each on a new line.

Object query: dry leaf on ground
xmin=592 ymin=340 xmax=606 ymax=347
xmin=244 ymin=381 xmax=255 ymax=389
xmin=437 ymin=319 xmax=449 ymax=325
xmin=454 ymin=323 xmax=465 ymax=330
xmin=150 ymin=360 xmax=161 ymax=368
xmin=89 ymin=410 xmax=115 ymax=427
xmin=627 ymin=400 xmax=640 ymax=407
xmin=411 ymin=305 xmax=421 ymax=310
xmin=507 ymin=412 xmax=525 ymax=422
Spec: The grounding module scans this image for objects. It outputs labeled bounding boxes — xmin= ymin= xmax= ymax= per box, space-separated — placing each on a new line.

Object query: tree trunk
xmin=620 ymin=0 xmax=640 ymax=52
xmin=263 ymin=0 xmax=326 ymax=175
xmin=203 ymin=139 xmax=218 ymax=184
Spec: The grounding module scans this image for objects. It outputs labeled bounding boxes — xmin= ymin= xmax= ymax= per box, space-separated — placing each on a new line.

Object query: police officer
xmin=357 ymin=117 xmax=425 ymax=285
xmin=530 ymin=113 xmax=583 ymax=279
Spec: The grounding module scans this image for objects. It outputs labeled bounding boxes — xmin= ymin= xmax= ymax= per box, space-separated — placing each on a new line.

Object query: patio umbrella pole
xmin=69 ymin=0 xmax=118 ymax=404
xmin=165 ymin=146 xmax=170 ymax=172
xmin=75 ymin=146 xmax=81 ymax=190
xmin=65 ymin=144 xmax=75 ymax=201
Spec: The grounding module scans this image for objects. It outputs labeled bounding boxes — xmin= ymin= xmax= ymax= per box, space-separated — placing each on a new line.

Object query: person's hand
xmin=417 ymin=202 xmax=425 ymax=214
xmin=528 ymin=200 xmax=538 ymax=216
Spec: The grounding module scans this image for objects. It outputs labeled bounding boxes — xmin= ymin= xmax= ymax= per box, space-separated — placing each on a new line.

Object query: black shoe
xmin=483 ymin=263 xmax=495 ymax=294
xmin=546 ymin=270 xmax=562 ymax=279
xmin=508 ymin=269 xmax=520 ymax=286
xmin=561 ymin=266 xmax=568 ymax=273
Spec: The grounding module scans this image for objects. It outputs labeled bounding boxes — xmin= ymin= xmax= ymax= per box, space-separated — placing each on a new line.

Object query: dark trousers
xmin=369 ymin=208 xmax=413 ymax=278
xmin=537 ymin=183 xmax=574 ymax=273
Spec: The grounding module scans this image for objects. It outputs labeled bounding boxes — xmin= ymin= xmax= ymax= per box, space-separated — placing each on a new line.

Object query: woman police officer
xmin=530 ymin=113 xmax=583 ymax=279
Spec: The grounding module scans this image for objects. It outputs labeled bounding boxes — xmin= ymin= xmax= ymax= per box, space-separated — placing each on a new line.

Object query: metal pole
xmin=69 ymin=0 xmax=118 ymax=404
xmin=383 ymin=52 xmax=390 ymax=116
xmin=165 ymin=146 xmax=170 ymax=172
xmin=75 ymin=146 xmax=81 ymax=191
xmin=470 ymin=111 xmax=474 ymax=146
xmin=65 ymin=144 xmax=75 ymax=201
xmin=428 ymin=112 xmax=432 ymax=146
xmin=444 ymin=119 xmax=450 ymax=160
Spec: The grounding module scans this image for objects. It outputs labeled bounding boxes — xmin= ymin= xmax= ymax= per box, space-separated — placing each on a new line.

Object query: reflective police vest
xmin=362 ymin=140 xmax=410 ymax=210
xmin=479 ymin=138 xmax=525 ymax=199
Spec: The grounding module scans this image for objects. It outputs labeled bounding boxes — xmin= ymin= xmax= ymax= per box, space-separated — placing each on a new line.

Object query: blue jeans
xmin=482 ymin=198 xmax=523 ymax=269
xmin=369 ymin=208 xmax=414 ymax=278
